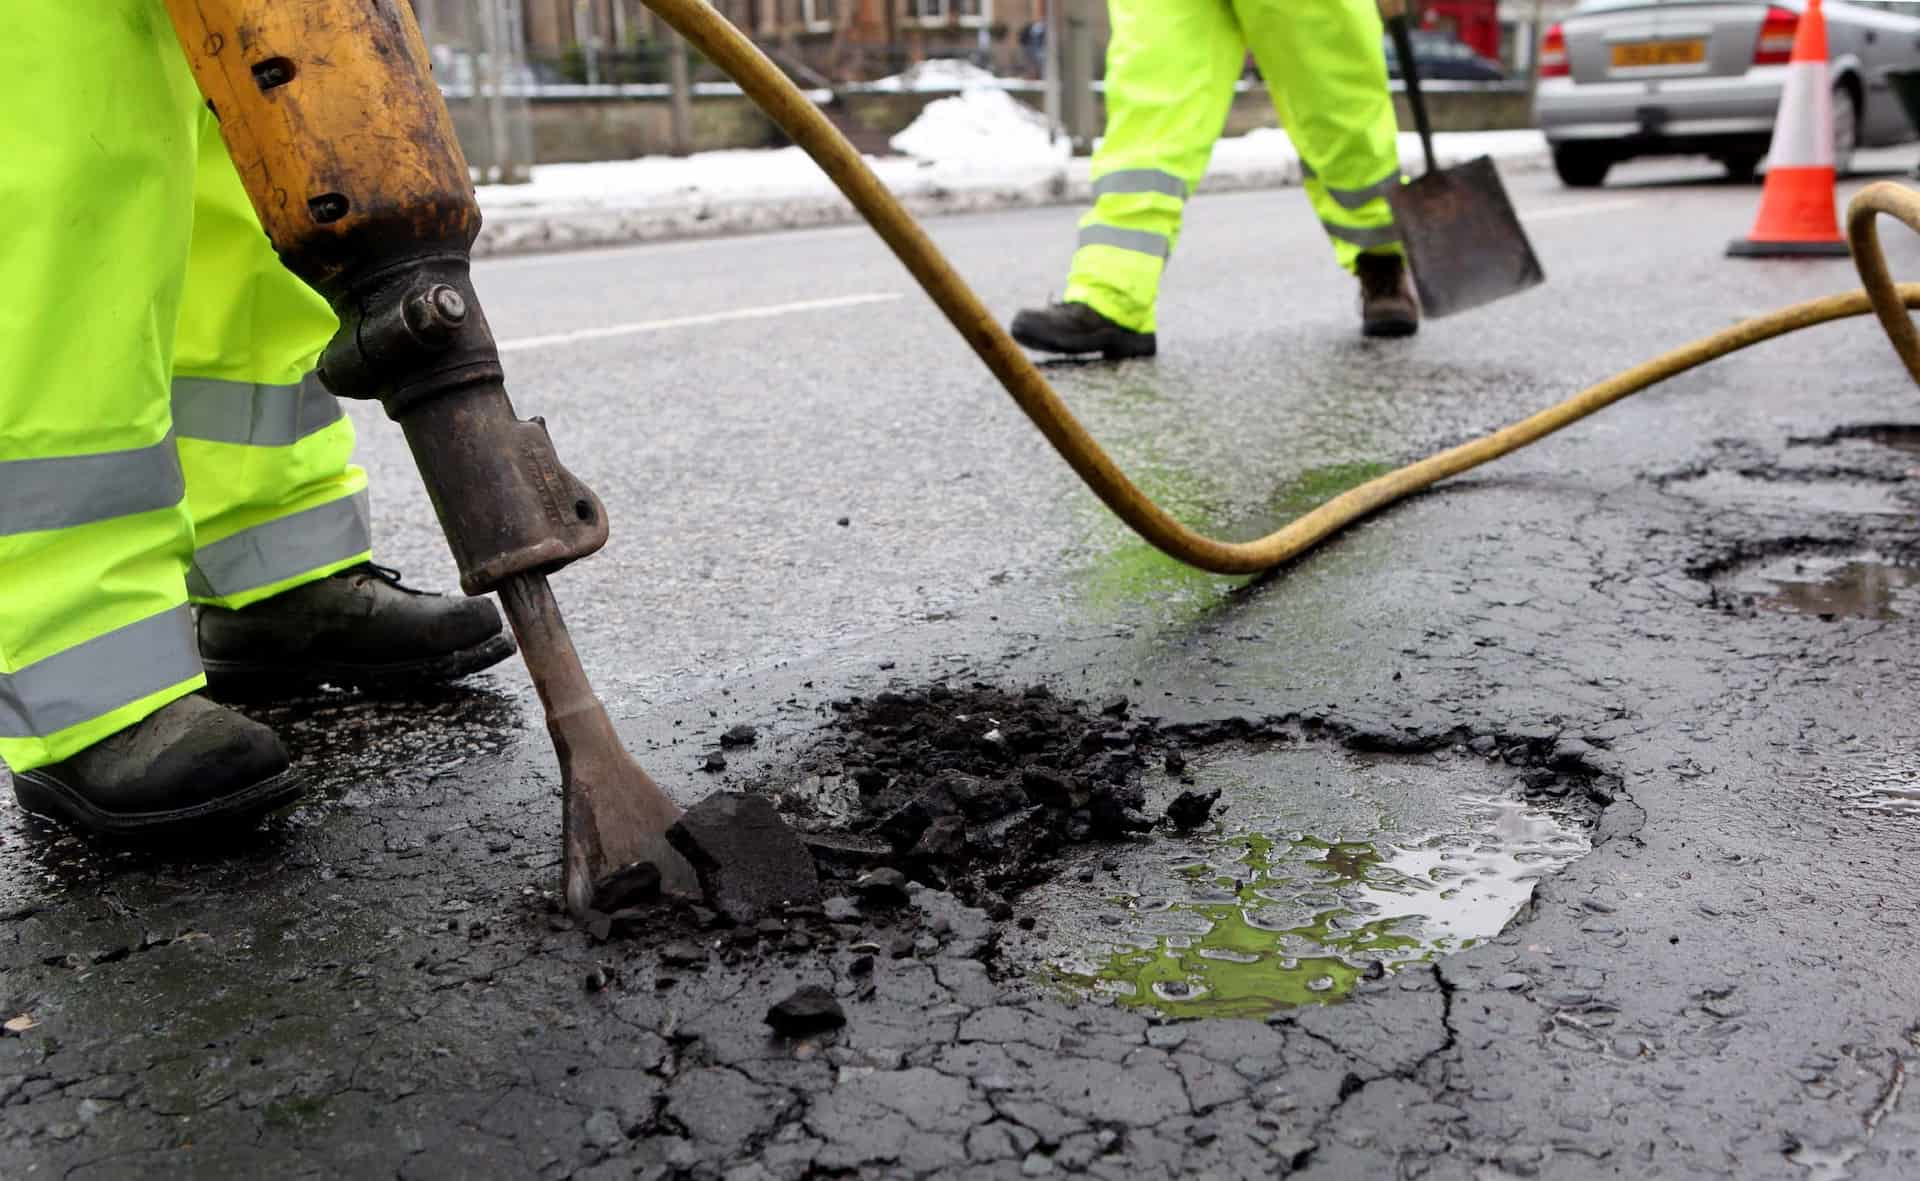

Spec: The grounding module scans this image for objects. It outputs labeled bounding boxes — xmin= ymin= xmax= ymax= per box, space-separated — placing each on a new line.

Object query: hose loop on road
xmin=646 ymin=0 xmax=1920 ymax=575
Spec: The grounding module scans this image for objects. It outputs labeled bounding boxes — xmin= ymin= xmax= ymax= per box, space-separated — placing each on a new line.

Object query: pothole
xmin=1663 ymin=470 xmax=1909 ymax=517
xmin=1713 ymin=550 xmax=1920 ymax=620
xmin=997 ymin=740 xmax=1594 ymax=1019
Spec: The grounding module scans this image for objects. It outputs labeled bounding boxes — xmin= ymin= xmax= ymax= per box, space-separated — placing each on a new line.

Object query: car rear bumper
xmin=1534 ymin=68 xmax=1785 ymax=146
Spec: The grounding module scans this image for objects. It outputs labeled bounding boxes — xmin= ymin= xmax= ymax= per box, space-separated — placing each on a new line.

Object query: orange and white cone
xmin=1728 ymin=0 xmax=1848 ymax=257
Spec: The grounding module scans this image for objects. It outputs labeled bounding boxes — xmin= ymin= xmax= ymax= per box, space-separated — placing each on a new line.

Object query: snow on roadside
xmin=866 ymin=58 xmax=1004 ymax=93
xmin=888 ymin=87 xmax=1067 ymax=165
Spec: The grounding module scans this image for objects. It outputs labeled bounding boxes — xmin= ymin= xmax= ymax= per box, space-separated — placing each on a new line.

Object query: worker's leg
xmin=1061 ymin=0 xmax=1247 ymax=334
xmin=171 ymin=112 xmax=371 ymax=612
xmin=174 ymin=118 xmax=514 ymax=697
xmin=0 ymin=5 xmax=206 ymax=774
xmin=1237 ymin=0 xmax=1403 ymax=271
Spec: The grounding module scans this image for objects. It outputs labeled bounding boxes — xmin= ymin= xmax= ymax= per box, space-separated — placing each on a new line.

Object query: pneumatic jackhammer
xmin=160 ymin=0 xmax=692 ymax=916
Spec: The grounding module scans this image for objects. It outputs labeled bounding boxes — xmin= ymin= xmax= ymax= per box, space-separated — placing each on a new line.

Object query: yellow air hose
xmin=644 ymin=0 xmax=1920 ymax=575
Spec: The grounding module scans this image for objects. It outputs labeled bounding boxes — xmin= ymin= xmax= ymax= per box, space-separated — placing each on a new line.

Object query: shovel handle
xmin=1387 ymin=15 xmax=1438 ymax=175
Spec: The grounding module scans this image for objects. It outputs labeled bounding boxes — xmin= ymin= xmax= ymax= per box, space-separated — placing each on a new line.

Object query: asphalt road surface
xmin=8 ymin=151 xmax=1920 ymax=1179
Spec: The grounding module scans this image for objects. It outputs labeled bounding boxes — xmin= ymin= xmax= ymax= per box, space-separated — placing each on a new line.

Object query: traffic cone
xmin=1728 ymin=0 xmax=1848 ymax=257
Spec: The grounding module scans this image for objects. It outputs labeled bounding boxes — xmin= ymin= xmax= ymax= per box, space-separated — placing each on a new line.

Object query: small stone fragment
xmin=660 ymin=941 xmax=709 ymax=967
xmin=1164 ymin=748 xmax=1187 ymax=776
xmin=849 ymin=954 xmax=875 ymax=977
xmin=854 ymin=868 xmax=911 ymax=907
xmin=3 ymin=1015 xmax=36 ymax=1035
xmin=720 ymin=724 xmax=759 ymax=748
xmin=1020 ymin=768 xmax=1088 ymax=810
xmin=823 ymin=896 xmax=862 ymax=923
xmin=911 ymin=816 xmax=968 ymax=861
xmin=765 ymin=985 xmax=845 ymax=1036
xmin=888 ymin=933 xmax=916 ymax=958
xmin=1100 ymin=696 xmax=1130 ymax=717
xmin=1165 ymin=788 xmax=1222 ymax=831
xmin=1490 ymin=972 xmax=1531 ymax=991
xmin=584 ymin=965 xmax=610 ymax=992
xmin=701 ymin=751 xmax=727 ymax=773
xmin=589 ymin=860 xmax=662 ymax=913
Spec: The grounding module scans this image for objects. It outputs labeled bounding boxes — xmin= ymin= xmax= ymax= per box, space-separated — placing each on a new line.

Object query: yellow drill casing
xmin=161 ymin=0 xmax=478 ymax=292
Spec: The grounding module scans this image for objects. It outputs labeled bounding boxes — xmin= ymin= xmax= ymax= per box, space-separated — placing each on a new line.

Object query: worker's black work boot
xmin=196 ymin=562 xmax=516 ymax=698
xmin=1356 ymin=253 xmax=1420 ymax=339
xmin=11 ymin=695 xmax=302 ymax=839
xmin=1010 ymin=301 xmax=1157 ymax=360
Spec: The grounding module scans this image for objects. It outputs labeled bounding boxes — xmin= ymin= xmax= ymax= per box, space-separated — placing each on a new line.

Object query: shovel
xmin=1382 ymin=14 xmax=1545 ymax=318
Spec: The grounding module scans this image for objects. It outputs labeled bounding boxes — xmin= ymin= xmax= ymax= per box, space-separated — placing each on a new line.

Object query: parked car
xmin=1383 ymin=29 xmax=1509 ymax=81
xmin=1534 ymin=0 xmax=1920 ymax=187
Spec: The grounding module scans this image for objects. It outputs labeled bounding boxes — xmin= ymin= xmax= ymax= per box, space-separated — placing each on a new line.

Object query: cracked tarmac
xmin=9 ymin=160 xmax=1920 ymax=1178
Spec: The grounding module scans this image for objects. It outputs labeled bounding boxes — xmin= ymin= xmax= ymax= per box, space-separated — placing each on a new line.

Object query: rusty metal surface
xmin=1388 ymin=156 xmax=1546 ymax=319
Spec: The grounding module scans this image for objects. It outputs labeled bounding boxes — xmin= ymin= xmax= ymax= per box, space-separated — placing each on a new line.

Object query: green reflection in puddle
xmin=1079 ymin=460 xmax=1396 ymax=617
xmin=1052 ymin=831 xmax=1441 ymax=1018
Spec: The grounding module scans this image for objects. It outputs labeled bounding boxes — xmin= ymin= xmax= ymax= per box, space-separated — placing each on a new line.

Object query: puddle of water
xmin=1720 ymin=552 xmax=1920 ymax=621
xmin=1804 ymin=748 xmax=1920 ymax=819
xmin=1666 ymin=471 xmax=1907 ymax=517
xmin=1002 ymin=743 xmax=1592 ymax=1019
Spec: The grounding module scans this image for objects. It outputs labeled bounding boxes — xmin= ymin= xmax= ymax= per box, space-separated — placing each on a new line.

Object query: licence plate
xmin=1612 ymin=39 xmax=1706 ymax=68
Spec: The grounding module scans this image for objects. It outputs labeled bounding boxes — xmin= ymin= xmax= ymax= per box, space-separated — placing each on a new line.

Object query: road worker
xmin=0 ymin=4 xmax=514 ymax=839
xmin=1010 ymin=0 xmax=1418 ymax=358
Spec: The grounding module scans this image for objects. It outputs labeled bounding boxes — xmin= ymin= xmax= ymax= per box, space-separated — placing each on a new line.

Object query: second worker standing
xmin=1010 ymin=0 xmax=1419 ymax=359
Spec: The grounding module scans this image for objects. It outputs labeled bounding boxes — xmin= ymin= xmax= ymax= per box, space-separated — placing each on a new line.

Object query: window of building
xmin=957 ymin=0 xmax=991 ymax=27
xmin=802 ymin=0 xmax=837 ymax=32
xmin=909 ymin=0 xmax=947 ymax=27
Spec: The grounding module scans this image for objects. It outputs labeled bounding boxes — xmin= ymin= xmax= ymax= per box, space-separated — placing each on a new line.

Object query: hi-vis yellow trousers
xmin=0 ymin=3 xmax=372 ymax=773
xmin=1064 ymin=0 xmax=1404 ymax=333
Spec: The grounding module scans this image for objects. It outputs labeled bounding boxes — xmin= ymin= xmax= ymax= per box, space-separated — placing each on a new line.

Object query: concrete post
xmin=1059 ymin=0 xmax=1098 ymax=152
xmin=668 ymin=30 xmax=695 ymax=156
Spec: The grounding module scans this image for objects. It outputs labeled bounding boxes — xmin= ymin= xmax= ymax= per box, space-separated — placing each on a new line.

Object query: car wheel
xmin=1833 ymin=80 xmax=1858 ymax=178
xmin=1552 ymin=145 xmax=1612 ymax=188
xmin=1718 ymin=152 xmax=1763 ymax=183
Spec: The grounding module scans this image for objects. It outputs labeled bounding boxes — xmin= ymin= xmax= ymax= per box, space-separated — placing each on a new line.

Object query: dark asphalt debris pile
xmin=780 ymin=683 xmax=1218 ymax=909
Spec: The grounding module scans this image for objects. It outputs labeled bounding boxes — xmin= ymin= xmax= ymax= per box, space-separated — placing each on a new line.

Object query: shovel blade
xmin=1385 ymin=156 xmax=1544 ymax=320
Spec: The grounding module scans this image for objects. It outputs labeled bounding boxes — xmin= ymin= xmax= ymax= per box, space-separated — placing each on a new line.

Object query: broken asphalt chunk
xmin=1165 ymin=788 xmax=1222 ymax=831
xmin=666 ymin=792 xmax=823 ymax=924
xmin=765 ymin=985 xmax=846 ymax=1036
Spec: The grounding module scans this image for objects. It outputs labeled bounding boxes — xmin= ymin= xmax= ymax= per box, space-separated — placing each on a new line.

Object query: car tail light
xmin=1755 ymin=6 xmax=1798 ymax=64
xmin=1540 ymin=24 xmax=1568 ymax=77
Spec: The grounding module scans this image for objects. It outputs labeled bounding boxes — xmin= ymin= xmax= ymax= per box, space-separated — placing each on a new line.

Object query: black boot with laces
xmin=196 ymin=562 xmax=516 ymax=698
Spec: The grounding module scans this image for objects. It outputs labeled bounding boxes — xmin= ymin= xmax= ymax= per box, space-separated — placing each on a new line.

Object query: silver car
xmin=1534 ymin=0 xmax=1920 ymax=186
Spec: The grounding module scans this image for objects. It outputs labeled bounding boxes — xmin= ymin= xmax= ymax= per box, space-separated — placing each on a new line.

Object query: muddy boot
xmin=197 ymin=562 xmax=516 ymax=699
xmin=1357 ymin=253 xmax=1420 ymax=339
xmin=11 ymin=695 xmax=302 ymax=839
xmin=1010 ymin=301 xmax=1156 ymax=360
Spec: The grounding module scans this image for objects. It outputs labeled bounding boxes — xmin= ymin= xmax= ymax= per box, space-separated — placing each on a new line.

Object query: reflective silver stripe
xmin=1076 ymin=225 xmax=1171 ymax=260
xmin=0 ymin=605 xmax=200 ymax=739
xmin=1092 ymin=169 xmax=1189 ymax=200
xmin=171 ymin=374 xmax=345 ymax=447
xmin=1319 ymin=173 xmax=1403 ymax=212
xmin=187 ymin=490 xmax=372 ymax=599
xmin=1322 ymin=221 xmax=1402 ymax=250
xmin=0 ymin=434 xmax=184 ymax=537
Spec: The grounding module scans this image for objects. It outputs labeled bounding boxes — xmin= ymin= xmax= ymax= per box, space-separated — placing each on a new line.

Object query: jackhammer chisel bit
xmin=163 ymin=0 xmax=694 ymax=915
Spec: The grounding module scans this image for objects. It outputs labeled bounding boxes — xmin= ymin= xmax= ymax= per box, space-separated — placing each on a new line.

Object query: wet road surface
xmin=9 ymin=153 xmax=1920 ymax=1178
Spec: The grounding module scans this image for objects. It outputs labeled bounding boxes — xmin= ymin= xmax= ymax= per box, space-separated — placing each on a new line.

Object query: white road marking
xmin=1522 ymin=198 xmax=1649 ymax=223
xmin=475 ymin=224 xmax=869 ymax=271
xmin=496 ymin=292 xmax=904 ymax=353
